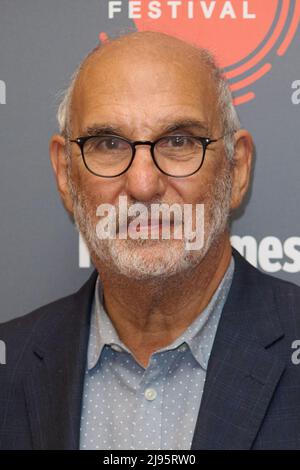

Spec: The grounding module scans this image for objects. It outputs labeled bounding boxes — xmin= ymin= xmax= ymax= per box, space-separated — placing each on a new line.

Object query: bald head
xmin=57 ymin=31 xmax=240 ymax=160
xmin=78 ymin=30 xmax=216 ymax=78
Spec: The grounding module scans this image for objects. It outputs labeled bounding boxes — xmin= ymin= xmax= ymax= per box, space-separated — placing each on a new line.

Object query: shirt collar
xmin=87 ymin=278 xmax=126 ymax=370
xmin=177 ymin=256 xmax=234 ymax=369
xmin=87 ymin=256 xmax=235 ymax=371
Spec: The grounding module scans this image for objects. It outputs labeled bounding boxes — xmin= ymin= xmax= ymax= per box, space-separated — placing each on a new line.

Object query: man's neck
xmin=93 ymin=234 xmax=232 ymax=368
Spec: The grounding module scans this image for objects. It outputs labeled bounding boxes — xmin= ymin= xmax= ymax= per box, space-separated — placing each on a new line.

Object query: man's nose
xmin=124 ymin=145 xmax=167 ymax=202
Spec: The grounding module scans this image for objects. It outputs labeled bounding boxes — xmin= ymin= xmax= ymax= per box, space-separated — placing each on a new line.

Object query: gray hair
xmin=56 ymin=34 xmax=240 ymax=161
xmin=197 ymin=48 xmax=241 ymax=162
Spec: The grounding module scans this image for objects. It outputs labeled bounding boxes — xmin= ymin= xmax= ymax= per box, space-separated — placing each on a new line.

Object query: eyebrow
xmin=82 ymin=119 xmax=210 ymax=138
xmin=162 ymin=119 xmax=209 ymax=135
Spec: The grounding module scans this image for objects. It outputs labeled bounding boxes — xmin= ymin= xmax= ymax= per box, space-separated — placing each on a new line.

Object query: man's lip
xmin=128 ymin=221 xmax=178 ymax=233
xmin=137 ymin=220 xmax=174 ymax=227
xmin=139 ymin=221 xmax=163 ymax=227
xmin=118 ymin=220 xmax=178 ymax=233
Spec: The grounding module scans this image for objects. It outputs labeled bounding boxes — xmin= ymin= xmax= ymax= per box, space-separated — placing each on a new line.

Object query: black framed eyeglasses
xmin=69 ymin=134 xmax=224 ymax=178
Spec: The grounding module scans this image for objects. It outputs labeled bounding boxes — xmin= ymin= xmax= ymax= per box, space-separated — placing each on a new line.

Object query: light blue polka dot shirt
xmin=80 ymin=256 xmax=234 ymax=450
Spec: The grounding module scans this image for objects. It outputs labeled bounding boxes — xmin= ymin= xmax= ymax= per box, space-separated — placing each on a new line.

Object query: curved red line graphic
xmin=230 ymin=63 xmax=272 ymax=92
xmin=233 ymin=92 xmax=256 ymax=106
xmin=226 ymin=0 xmax=289 ymax=80
xmin=277 ymin=1 xmax=300 ymax=55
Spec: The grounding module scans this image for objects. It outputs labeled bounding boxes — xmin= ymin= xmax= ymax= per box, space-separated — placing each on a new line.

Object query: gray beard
xmin=68 ymin=169 xmax=232 ymax=280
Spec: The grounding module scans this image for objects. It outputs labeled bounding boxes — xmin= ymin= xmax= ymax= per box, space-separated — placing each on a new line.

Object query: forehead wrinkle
xmin=74 ymin=96 xmax=216 ymax=141
xmin=74 ymin=89 xmax=212 ymax=135
xmin=81 ymin=117 xmax=210 ymax=140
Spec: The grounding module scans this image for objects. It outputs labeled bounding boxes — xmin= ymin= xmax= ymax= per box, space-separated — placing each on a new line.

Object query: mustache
xmin=109 ymin=200 xmax=185 ymax=233
xmin=118 ymin=215 xmax=177 ymax=234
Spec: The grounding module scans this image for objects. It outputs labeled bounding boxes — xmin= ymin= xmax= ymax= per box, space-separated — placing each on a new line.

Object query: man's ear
xmin=49 ymin=134 xmax=74 ymax=215
xmin=230 ymin=129 xmax=254 ymax=211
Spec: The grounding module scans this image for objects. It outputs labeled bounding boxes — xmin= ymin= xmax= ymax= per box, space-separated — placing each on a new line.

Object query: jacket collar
xmin=191 ymin=249 xmax=285 ymax=449
xmin=25 ymin=269 xmax=98 ymax=449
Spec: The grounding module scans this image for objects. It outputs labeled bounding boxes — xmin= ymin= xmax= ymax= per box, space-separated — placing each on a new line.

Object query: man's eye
xmin=161 ymin=136 xmax=193 ymax=147
xmin=88 ymin=137 xmax=128 ymax=152
xmin=100 ymin=137 xmax=123 ymax=150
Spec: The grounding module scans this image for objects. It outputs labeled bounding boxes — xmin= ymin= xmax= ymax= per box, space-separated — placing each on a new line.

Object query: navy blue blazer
xmin=1 ymin=248 xmax=300 ymax=449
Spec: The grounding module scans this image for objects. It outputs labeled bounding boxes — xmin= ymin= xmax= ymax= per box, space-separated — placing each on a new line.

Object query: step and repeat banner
xmin=0 ymin=0 xmax=299 ymax=322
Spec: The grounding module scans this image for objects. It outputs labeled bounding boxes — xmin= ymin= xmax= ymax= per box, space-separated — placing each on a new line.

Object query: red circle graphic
xmin=100 ymin=0 xmax=300 ymax=105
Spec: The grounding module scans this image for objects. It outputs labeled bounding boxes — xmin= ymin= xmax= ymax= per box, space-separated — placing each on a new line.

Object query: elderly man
xmin=0 ymin=31 xmax=300 ymax=451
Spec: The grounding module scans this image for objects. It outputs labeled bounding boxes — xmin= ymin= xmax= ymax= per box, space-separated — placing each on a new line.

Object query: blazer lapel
xmin=23 ymin=270 xmax=98 ymax=449
xmin=191 ymin=249 xmax=286 ymax=450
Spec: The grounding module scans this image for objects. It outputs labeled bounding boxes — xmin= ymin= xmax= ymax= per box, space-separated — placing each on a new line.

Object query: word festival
xmin=108 ymin=1 xmax=256 ymax=20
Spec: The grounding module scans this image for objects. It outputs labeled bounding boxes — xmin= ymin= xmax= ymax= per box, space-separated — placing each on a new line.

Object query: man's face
xmin=66 ymin=40 xmax=232 ymax=279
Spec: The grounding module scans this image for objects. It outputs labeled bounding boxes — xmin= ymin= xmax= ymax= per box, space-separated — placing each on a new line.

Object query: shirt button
xmin=178 ymin=343 xmax=188 ymax=352
xmin=144 ymin=388 xmax=157 ymax=401
xmin=111 ymin=344 xmax=123 ymax=352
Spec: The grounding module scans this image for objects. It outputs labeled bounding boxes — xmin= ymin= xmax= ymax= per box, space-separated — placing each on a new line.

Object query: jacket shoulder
xmin=0 ymin=270 xmax=98 ymax=361
xmin=233 ymin=247 xmax=300 ymax=292
xmin=233 ymin=248 xmax=300 ymax=333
